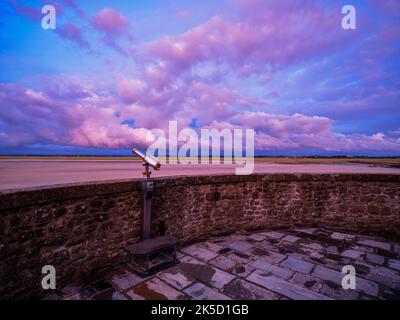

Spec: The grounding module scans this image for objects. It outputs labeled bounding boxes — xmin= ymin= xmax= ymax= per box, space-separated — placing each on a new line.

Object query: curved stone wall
xmin=0 ymin=173 xmax=399 ymax=298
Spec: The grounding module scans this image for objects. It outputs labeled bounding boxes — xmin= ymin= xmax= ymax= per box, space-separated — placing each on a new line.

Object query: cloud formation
xmin=0 ymin=0 xmax=399 ymax=155
xmin=91 ymin=7 xmax=133 ymax=55
xmin=1 ymin=78 xmax=399 ymax=154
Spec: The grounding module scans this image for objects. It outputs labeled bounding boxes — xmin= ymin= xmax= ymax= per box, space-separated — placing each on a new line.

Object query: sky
xmin=0 ymin=0 xmax=399 ymax=156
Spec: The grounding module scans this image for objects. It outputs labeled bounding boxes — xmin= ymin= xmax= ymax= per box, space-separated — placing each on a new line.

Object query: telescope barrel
xmin=132 ymin=148 xmax=161 ymax=170
xmin=132 ymin=148 xmax=146 ymax=160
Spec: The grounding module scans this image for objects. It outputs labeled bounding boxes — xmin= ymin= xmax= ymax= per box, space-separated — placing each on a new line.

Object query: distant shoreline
xmin=1 ymin=156 xmax=399 ymax=167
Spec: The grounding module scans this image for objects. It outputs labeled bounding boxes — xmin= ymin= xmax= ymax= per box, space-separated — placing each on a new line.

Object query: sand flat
xmin=0 ymin=159 xmax=399 ymax=191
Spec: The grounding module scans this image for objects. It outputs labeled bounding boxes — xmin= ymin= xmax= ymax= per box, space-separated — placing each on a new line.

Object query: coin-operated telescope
xmin=126 ymin=148 xmax=177 ymax=277
xmin=132 ymin=147 xmax=161 ymax=178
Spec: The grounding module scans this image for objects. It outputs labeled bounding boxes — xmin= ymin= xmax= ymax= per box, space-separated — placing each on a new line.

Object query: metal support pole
xmin=142 ymin=162 xmax=154 ymax=240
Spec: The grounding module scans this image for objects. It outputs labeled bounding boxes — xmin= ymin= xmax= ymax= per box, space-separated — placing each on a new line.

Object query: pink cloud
xmin=92 ymin=7 xmax=130 ymax=35
xmin=230 ymin=112 xmax=332 ymax=138
xmin=91 ymin=7 xmax=133 ymax=55
xmin=116 ymin=76 xmax=147 ymax=104
xmin=146 ymin=2 xmax=351 ymax=80
xmin=2 ymin=1 xmax=399 ymax=155
xmin=0 ymin=82 xmax=149 ymax=149
xmin=1 ymin=80 xmax=399 ymax=153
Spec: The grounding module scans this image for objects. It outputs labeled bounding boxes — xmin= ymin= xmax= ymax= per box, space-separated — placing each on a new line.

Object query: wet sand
xmin=0 ymin=159 xmax=399 ymax=191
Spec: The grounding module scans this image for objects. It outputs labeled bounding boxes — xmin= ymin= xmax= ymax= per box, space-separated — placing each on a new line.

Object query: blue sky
xmin=0 ymin=0 xmax=399 ymax=155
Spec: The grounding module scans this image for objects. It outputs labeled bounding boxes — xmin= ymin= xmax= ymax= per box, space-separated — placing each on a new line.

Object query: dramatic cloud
xmin=1 ymin=79 xmax=399 ymax=154
xmin=146 ymin=2 xmax=351 ymax=79
xmin=0 ymin=82 xmax=149 ymax=149
xmin=1 ymin=0 xmax=399 ymax=155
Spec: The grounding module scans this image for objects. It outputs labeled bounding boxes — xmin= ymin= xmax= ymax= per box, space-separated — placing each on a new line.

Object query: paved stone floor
xmin=48 ymin=228 xmax=400 ymax=300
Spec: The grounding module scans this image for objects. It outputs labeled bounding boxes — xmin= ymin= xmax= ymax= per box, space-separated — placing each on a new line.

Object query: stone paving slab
xmin=223 ymin=278 xmax=280 ymax=300
xmin=252 ymin=245 xmax=286 ymax=264
xmin=290 ymin=273 xmax=319 ymax=290
xmin=319 ymin=284 xmax=359 ymax=300
xmin=158 ymin=268 xmax=195 ymax=290
xmin=281 ymin=256 xmax=314 ymax=274
xmin=312 ymin=265 xmax=343 ymax=285
xmin=341 ymin=249 xmax=365 ymax=259
xmin=364 ymin=264 xmax=400 ymax=287
xmin=208 ymin=267 xmax=237 ymax=289
xmin=209 ymin=255 xmax=237 ymax=271
xmin=127 ymin=278 xmax=189 ymax=300
xmin=331 ymin=232 xmax=355 ymax=241
xmin=357 ymin=239 xmax=391 ymax=251
xmin=225 ymin=251 xmax=252 ymax=264
xmin=262 ymin=231 xmax=286 ymax=239
xmin=232 ymin=264 xmax=255 ymax=278
xmin=312 ymin=265 xmax=379 ymax=297
xmin=366 ymin=253 xmax=385 ymax=265
xmin=183 ymin=282 xmax=231 ymax=300
xmin=294 ymin=228 xmax=317 ymax=235
xmin=226 ymin=240 xmax=254 ymax=253
xmin=198 ymin=241 xmax=225 ymax=254
xmin=111 ymin=267 xmax=147 ymax=291
xmin=181 ymin=244 xmax=219 ymax=262
xmin=250 ymin=259 xmax=294 ymax=280
xmin=247 ymin=234 xmax=267 ymax=242
xmin=388 ymin=259 xmax=400 ymax=271
xmin=57 ymin=227 xmax=400 ymax=301
xmin=247 ymin=271 xmax=331 ymax=300
xmin=282 ymin=235 xmax=301 ymax=243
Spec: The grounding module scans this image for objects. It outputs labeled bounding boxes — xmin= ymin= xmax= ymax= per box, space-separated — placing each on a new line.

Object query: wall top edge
xmin=1 ymin=173 xmax=399 ymax=211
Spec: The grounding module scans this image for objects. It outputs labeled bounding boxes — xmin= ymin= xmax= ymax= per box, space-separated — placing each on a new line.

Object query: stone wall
xmin=0 ymin=173 xmax=399 ymax=298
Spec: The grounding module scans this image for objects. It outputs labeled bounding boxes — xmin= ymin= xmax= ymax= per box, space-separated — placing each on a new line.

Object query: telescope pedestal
xmin=125 ymin=236 xmax=178 ymax=277
xmin=125 ymin=174 xmax=178 ymax=276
